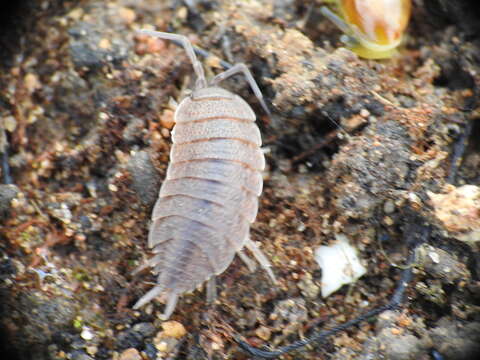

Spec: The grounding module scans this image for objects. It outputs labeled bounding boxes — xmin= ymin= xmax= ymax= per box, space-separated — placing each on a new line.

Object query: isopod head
xmin=321 ymin=0 xmax=412 ymax=59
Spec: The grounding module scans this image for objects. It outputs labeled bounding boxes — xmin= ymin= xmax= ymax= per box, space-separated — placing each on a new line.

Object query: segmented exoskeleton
xmin=134 ymin=30 xmax=275 ymax=318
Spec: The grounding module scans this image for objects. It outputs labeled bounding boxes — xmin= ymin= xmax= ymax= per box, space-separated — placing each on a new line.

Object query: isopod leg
xmin=206 ymin=276 xmax=217 ymax=303
xmin=137 ymin=29 xmax=207 ymax=89
xmin=319 ymin=7 xmax=361 ymax=49
xmin=133 ymin=285 xmax=164 ymax=309
xmin=209 ymin=63 xmax=271 ymax=118
xmin=161 ymin=292 xmax=179 ymax=320
xmin=245 ymin=237 xmax=276 ymax=284
xmin=319 ymin=6 xmax=352 ymax=36
xmin=132 ymin=253 xmax=163 ymax=275
xmin=237 ymin=249 xmax=257 ymax=273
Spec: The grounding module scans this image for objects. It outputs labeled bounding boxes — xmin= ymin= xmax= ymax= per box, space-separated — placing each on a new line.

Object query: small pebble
xmin=255 ymin=326 xmax=272 ymax=341
xmin=119 ymin=348 xmax=141 ymax=360
xmin=428 ymin=185 xmax=480 ymax=243
xmin=161 ymin=321 xmax=186 ymax=338
xmin=360 ymin=108 xmax=370 ymax=118
xmin=86 ymin=346 xmax=97 ymax=356
xmin=0 ymin=185 xmax=20 ymax=219
xmin=118 ymin=7 xmax=136 ymax=25
xmin=98 ymin=38 xmax=111 ymax=50
xmin=24 ymin=73 xmax=41 ymax=93
xmin=67 ymin=7 xmax=84 ymax=20
xmin=156 ymin=341 xmax=168 ymax=352
xmin=384 ymin=200 xmax=395 ymax=214
xmin=159 ymin=109 xmax=175 ymax=130
xmin=3 ymin=115 xmax=17 ymax=132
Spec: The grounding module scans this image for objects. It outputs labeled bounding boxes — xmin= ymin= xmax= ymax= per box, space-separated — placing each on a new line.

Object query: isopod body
xmin=134 ymin=30 xmax=274 ymax=318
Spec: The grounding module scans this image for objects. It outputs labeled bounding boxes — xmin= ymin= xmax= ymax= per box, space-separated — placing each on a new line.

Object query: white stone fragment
xmin=314 ymin=234 xmax=367 ymax=298
xmin=81 ymin=327 xmax=94 ymax=341
xmin=428 ymin=251 xmax=440 ymax=264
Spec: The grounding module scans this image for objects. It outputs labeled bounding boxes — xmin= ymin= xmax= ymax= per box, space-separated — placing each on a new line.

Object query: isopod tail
xmin=133 ymin=285 xmax=180 ymax=320
xmin=245 ymin=237 xmax=277 ymax=283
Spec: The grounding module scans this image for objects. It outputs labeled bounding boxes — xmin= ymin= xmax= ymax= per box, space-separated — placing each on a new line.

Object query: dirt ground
xmin=1 ymin=0 xmax=479 ymax=359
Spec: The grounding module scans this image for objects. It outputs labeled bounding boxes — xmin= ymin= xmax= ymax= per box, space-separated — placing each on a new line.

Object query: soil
xmin=1 ymin=0 xmax=479 ymax=359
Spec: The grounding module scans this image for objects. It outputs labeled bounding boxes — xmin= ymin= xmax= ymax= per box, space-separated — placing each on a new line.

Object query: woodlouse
xmin=133 ymin=30 xmax=275 ymax=318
